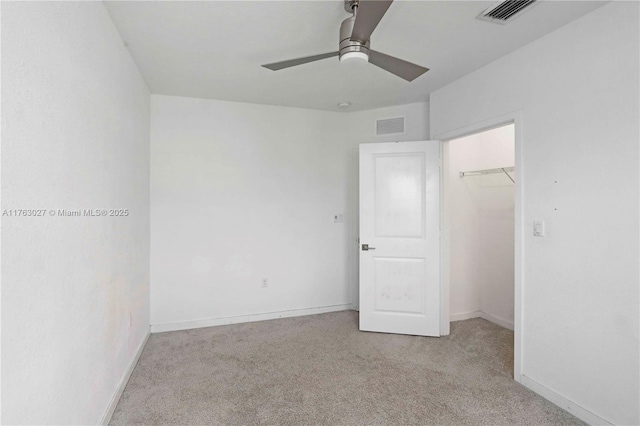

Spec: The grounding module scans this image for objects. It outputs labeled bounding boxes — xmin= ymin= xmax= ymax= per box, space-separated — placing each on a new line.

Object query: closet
xmin=448 ymin=124 xmax=515 ymax=330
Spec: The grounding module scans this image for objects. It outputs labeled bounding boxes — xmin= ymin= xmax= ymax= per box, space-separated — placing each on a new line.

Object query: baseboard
xmin=100 ymin=331 xmax=150 ymax=425
xmin=150 ymin=304 xmax=354 ymax=333
xmin=520 ymin=375 xmax=612 ymax=426
xmin=450 ymin=310 xmax=514 ymax=330
xmin=479 ymin=311 xmax=514 ymax=331
xmin=450 ymin=310 xmax=481 ymax=322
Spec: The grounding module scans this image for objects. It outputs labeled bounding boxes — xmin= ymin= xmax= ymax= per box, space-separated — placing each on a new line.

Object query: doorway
xmin=439 ymin=116 xmax=522 ymax=381
xmin=448 ymin=123 xmax=515 ymax=327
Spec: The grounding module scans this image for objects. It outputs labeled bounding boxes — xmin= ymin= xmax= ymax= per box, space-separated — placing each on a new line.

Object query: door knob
xmin=362 ymin=244 xmax=376 ymax=251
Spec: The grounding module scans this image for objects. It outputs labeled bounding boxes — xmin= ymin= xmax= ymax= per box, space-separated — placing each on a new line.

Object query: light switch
xmin=533 ymin=220 xmax=545 ymax=237
xmin=333 ymin=214 xmax=344 ymax=223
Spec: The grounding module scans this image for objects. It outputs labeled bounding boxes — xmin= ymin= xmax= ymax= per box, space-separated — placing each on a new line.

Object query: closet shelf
xmin=459 ymin=166 xmax=515 ymax=183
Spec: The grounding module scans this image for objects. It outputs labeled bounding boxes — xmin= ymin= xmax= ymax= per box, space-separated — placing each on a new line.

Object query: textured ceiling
xmin=104 ymin=1 xmax=606 ymax=112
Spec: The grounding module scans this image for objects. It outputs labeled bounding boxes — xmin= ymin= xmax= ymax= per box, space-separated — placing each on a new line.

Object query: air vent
xmin=477 ymin=0 xmax=538 ymax=24
xmin=376 ymin=117 xmax=405 ymax=136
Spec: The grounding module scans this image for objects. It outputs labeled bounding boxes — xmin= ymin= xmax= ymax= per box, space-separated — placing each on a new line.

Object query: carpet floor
xmin=110 ymin=311 xmax=583 ymax=425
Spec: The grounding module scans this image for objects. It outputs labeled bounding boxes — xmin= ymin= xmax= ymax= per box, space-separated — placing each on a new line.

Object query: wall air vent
xmin=376 ymin=117 xmax=405 ymax=136
xmin=477 ymin=0 xmax=538 ymax=24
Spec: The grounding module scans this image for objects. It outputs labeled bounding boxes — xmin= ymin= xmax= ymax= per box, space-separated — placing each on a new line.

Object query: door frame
xmin=434 ymin=111 xmax=523 ymax=383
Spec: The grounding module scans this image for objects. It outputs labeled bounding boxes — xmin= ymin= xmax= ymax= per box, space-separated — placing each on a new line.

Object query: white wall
xmin=448 ymin=125 xmax=514 ymax=328
xmin=150 ymin=98 xmax=428 ymax=328
xmin=151 ymin=95 xmax=351 ymax=328
xmin=1 ymin=3 xmax=150 ymax=424
xmin=430 ymin=2 xmax=639 ymax=424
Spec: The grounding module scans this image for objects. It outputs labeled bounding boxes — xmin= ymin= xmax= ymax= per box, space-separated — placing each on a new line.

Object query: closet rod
xmin=459 ymin=166 xmax=515 ymax=182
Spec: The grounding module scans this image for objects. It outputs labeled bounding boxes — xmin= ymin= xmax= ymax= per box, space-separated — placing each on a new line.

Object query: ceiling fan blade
xmin=369 ymin=50 xmax=429 ymax=82
xmin=350 ymin=0 xmax=394 ymax=42
xmin=262 ymin=52 xmax=339 ymax=71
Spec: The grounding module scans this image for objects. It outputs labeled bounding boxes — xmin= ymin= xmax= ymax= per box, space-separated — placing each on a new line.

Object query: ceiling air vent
xmin=477 ymin=0 xmax=538 ymax=24
xmin=376 ymin=117 xmax=405 ymax=136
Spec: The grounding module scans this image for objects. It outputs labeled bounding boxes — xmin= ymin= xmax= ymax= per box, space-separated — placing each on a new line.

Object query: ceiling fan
xmin=262 ymin=0 xmax=429 ymax=82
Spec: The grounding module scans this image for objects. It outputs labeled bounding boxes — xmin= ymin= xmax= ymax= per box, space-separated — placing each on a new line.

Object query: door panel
xmin=374 ymin=153 xmax=425 ymax=238
xmin=374 ymin=257 xmax=425 ymax=314
xmin=359 ymin=141 xmax=440 ymax=336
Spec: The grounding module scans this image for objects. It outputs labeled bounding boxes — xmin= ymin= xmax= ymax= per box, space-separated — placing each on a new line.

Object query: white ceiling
xmin=104 ymin=1 xmax=606 ymax=112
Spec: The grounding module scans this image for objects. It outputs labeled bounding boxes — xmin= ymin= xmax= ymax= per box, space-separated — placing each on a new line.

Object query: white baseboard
xmin=479 ymin=311 xmax=514 ymax=331
xmin=450 ymin=310 xmax=514 ymax=331
xmin=450 ymin=310 xmax=481 ymax=322
xmin=100 ymin=331 xmax=150 ymax=425
xmin=520 ymin=375 xmax=612 ymax=426
xmin=150 ymin=304 xmax=354 ymax=333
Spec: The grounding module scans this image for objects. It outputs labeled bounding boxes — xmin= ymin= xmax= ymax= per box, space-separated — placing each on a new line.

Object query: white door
xmin=359 ymin=141 xmax=440 ymax=336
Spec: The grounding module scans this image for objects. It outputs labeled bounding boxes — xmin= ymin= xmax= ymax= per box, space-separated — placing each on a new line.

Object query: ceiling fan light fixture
xmin=339 ymin=51 xmax=369 ymax=62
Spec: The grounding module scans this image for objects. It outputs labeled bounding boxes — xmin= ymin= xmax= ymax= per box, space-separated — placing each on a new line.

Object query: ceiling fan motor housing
xmin=339 ymin=15 xmax=370 ymax=60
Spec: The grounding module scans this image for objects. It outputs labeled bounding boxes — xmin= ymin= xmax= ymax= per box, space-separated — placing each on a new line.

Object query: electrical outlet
xmin=261 ymin=278 xmax=268 ymax=288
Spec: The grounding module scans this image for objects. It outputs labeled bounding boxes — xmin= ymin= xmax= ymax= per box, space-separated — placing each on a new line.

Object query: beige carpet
xmin=110 ymin=311 xmax=583 ymax=425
